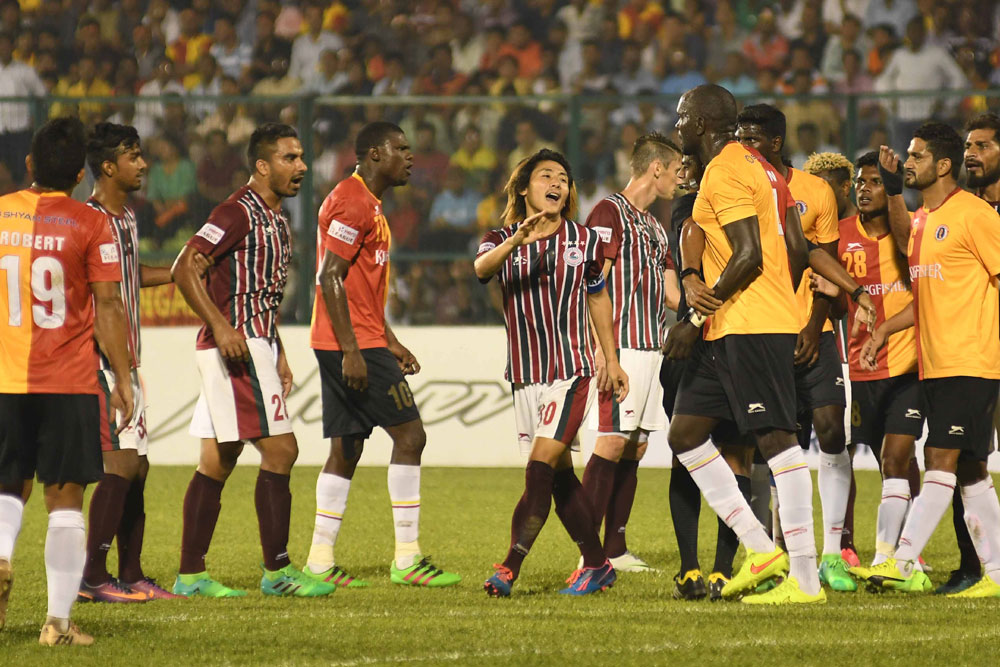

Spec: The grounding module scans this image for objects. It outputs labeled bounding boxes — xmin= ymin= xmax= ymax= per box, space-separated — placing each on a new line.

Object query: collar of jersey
xmin=351 ymin=172 xmax=381 ymax=203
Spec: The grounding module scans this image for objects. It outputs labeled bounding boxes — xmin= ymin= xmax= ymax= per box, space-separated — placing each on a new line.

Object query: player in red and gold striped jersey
xmin=856 ymin=122 xmax=1000 ymax=597
xmin=0 ymin=117 xmax=133 ymax=646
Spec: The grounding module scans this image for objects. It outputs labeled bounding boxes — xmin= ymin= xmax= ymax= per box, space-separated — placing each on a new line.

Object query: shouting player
xmin=0 ymin=117 xmax=133 ymax=645
xmin=477 ymin=148 xmax=629 ymax=596
xmin=581 ymin=132 xmax=683 ymax=573
xmin=735 ymin=104 xmax=855 ymax=592
xmin=171 ymin=123 xmax=333 ymax=598
xmin=305 ymin=122 xmax=460 ymax=588
xmin=853 ymin=123 xmax=1000 ymax=597
xmin=811 ymin=151 xmax=926 ymax=582
xmin=78 ymin=122 xmax=182 ymax=603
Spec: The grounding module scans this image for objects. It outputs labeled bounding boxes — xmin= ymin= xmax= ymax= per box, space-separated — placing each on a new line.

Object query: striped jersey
xmin=477 ymin=218 xmax=606 ymax=384
xmin=0 ymin=189 xmax=121 ymax=394
xmin=838 ymin=215 xmax=916 ymax=381
xmin=584 ymin=193 xmax=671 ymax=350
xmin=87 ymin=198 xmax=140 ymax=369
xmin=186 ymin=185 xmax=292 ymax=350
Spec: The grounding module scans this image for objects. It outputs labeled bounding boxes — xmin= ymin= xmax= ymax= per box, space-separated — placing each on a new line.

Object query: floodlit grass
xmin=1 ymin=467 xmax=994 ymax=665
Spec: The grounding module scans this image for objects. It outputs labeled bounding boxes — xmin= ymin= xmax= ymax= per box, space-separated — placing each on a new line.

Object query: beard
xmin=966 ymin=164 xmax=1000 ymax=189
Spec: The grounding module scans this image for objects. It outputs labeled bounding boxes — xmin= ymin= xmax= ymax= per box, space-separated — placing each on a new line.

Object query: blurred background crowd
xmin=0 ymin=0 xmax=998 ymax=324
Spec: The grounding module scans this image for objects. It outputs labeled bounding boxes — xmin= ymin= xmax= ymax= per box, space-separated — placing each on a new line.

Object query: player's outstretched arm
xmin=317 ymin=249 xmax=368 ymax=391
xmin=878 ymin=146 xmax=912 ymax=255
xmin=172 ymin=245 xmax=250 ymax=362
xmin=139 ymin=264 xmax=173 ymax=287
xmin=587 ymin=285 xmax=629 ymax=402
xmin=808 ymin=273 xmax=848 ymax=319
xmin=860 ymin=303 xmax=914 ymax=371
xmin=92 ymin=280 xmax=135 ymax=430
xmin=807 ymin=248 xmax=877 ymax=333
xmin=474 ymin=211 xmax=545 ymax=281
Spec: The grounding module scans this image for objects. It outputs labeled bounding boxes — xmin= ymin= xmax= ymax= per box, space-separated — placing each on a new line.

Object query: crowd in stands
xmin=0 ymin=0 xmax=998 ymax=324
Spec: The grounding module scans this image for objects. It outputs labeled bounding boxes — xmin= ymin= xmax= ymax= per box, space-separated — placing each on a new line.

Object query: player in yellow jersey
xmin=804 ymin=152 xmax=858 ymax=221
xmin=735 ymin=104 xmax=854 ymax=591
xmin=854 ymin=122 xmax=1000 ymax=597
xmin=663 ymin=84 xmax=825 ymax=604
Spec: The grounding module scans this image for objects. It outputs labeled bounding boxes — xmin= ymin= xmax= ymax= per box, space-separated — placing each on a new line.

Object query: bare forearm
xmin=664 ymin=270 xmax=680 ymax=312
xmin=887 ymin=195 xmax=911 ymax=255
xmin=172 ymin=255 xmax=228 ymax=330
xmin=140 ymin=264 xmax=172 ymax=287
xmin=94 ymin=296 xmax=131 ymax=381
xmin=680 ymin=219 xmax=704 ymax=272
xmin=712 ymin=248 xmax=761 ymax=303
xmin=882 ymin=303 xmax=914 ymax=335
xmin=809 ymin=248 xmax=862 ymax=295
xmin=474 ymin=238 xmax=517 ymax=280
xmin=586 ymin=289 xmax=619 ymax=363
xmin=320 ymin=274 xmax=360 ymax=353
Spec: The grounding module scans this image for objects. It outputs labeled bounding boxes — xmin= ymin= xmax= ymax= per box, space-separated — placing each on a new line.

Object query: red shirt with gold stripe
xmin=838 ymin=214 xmax=916 ymax=381
xmin=311 ymin=172 xmax=392 ymax=351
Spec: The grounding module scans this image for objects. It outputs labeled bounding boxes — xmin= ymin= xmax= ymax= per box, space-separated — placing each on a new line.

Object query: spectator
xmin=408 ymin=122 xmax=450 ymax=194
xmin=571 ymin=39 xmax=611 ymax=94
xmin=132 ymin=23 xmax=165 ymax=82
xmin=614 ymin=121 xmax=642 ymax=185
xmin=556 ymin=0 xmax=602 ymax=46
xmin=595 ymin=13 xmax=624 ymax=73
xmin=478 ymin=26 xmax=507 ymax=73
xmin=166 ymin=7 xmax=212 ymax=78
xmin=117 ymin=0 xmax=146 ymax=40
xmin=372 ymin=52 xmax=413 ymax=96
xmin=506 ymin=119 xmax=551 ymax=171
xmin=716 ymin=51 xmax=758 ymax=96
xmin=195 ymin=129 xmax=241 ymax=213
xmin=612 ymin=40 xmax=658 ymax=96
xmin=306 ymin=48 xmax=346 ymax=94
xmin=135 ymin=57 xmax=186 ymax=139
xmin=451 ymin=12 xmax=485 ymax=76
xmin=864 ymin=0 xmax=918 ymax=37
xmin=822 ymin=0 xmax=871 ymax=30
xmin=453 ymin=79 xmax=501 ymax=148
xmin=742 ymin=7 xmax=789 ymax=71
xmin=210 ymin=15 xmax=251 ymax=80
xmin=416 ymin=43 xmax=467 ymax=95
xmin=50 ymin=54 xmax=113 ymax=123
xmin=576 ymin=163 xmax=613 ymax=220
xmin=450 ymin=125 xmax=498 ymax=183
xmin=756 ymin=67 xmax=782 ymax=104
xmin=249 ymin=9 xmax=291 ymax=85
xmin=783 ymin=68 xmax=842 ymax=152
xmin=146 ymin=134 xmax=197 ymax=246
xmin=789 ymin=1 xmax=829 ymax=69
xmin=428 ymin=166 xmax=481 ymax=236
xmin=488 ymin=54 xmax=530 ymax=96
xmin=196 ymin=75 xmax=256 ymax=147
xmin=865 ymin=22 xmax=898 ymax=76
xmin=833 ymin=49 xmax=880 ymax=129
xmin=76 ymin=14 xmax=112 ymax=61
xmin=789 ymin=121 xmax=838 ymax=167
xmin=496 ymin=21 xmax=543 ymax=79
xmin=821 ymin=13 xmax=870 ymax=81
xmin=251 ymin=54 xmax=302 ymax=96
xmin=657 ymin=11 xmax=707 ymax=72
xmin=289 ymin=0 xmax=342 ymax=82
xmin=660 ymin=48 xmax=707 ymax=96
xmin=876 ymin=16 xmax=966 ymax=146
xmin=780 ymin=45 xmax=828 ymax=93
xmin=0 ymin=30 xmax=45 ymax=183
xmin=705 ymin=1 xmax=750 ymax=75
xmin=186 ymin=53 xmax=221 ymax=120
xmin=386 ymin=185 xmax=421 ymax=250
xmin=145 ymin=0 xmax=181 ymax=46
xmin=618 ymin=0 xmax=665 ymax=40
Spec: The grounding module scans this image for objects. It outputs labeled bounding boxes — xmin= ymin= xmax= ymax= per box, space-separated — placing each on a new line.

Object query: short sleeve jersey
xmin=310 ymin=173 xmax=392 ymax=351
xmin=477 ymin=219 xmax=605 ymax=384
xmin=87 ymin=199 xmax=140 ymax=369
xmin=838 ymin=215 xmax=916 ymax=381
xmin=692 ymin=142 xmax=799 ymax=340
xmin=788 ymin=167 xmax=840 ymax=331
xmin=908 ymin=189 xmax=1000 ymax=379
xmin=186 ymin=185 xmax=292 ymax=350
xmin=0 ymin=189 xmax=121 ymax=394
xmin=584 ymin=193 xmax=671 ymax=350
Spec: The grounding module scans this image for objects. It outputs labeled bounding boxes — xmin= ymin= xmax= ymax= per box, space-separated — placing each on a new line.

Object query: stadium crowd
xmin=0 ymin=0 xmax=998 ymax=325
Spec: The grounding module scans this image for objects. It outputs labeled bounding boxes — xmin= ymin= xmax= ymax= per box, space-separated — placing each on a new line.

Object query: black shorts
xmin=660 ymin=352 xmax=740 ymax=444
xmin=849 ymin=373 xmax=924 ymax=452
xmin=315 ymin=347 xmax=421 ymax=439
xmin=921 ymin=376 xmax=1000 ymax=461
xmin=0 ymin=393 xmax=103 ymax=487
xmin=673 ymin=333 xmax=797 ymax=435
xmin=795 ymin=332 xmax=846 ymax=413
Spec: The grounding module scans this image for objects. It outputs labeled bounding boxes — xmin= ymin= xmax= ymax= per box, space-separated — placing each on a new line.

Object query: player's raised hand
xmin=878 ymin=145 xmax=901 ymax=173
xmin=809 ymin=273 xmax=840 ymax=298
xmin=389 ymin=340 xmax=421 ymax=375
xmin=110 ymin=380 xmax=135 ymax=435
xmin=851 ymin=293 xmax=878 ymax=338
xmin=682 ymin=274 xmax=723 ymax=316
xmin=277 ymin=349 xmax=294 ymax=399
xmin=214 ymin=321 xmax=250 ymax=362
xmin=342 ymin=350 xmax=369 ymax=391
xmin=510 ymin=211 xmax=547 ymax=247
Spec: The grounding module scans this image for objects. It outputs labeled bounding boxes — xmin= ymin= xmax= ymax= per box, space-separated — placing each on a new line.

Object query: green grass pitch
xmin=1 ymin=467 xmax=996 ymax=665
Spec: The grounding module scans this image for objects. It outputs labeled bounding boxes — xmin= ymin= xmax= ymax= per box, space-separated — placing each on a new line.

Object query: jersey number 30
xmin=0 ymin=254 xmax=66 ymax=328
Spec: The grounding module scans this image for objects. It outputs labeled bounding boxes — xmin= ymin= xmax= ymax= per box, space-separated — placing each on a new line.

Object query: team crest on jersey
xmin=796 ymin=200 xmax=807 ymax=215
xmin=935 ymin=225 xmax=948 ymax=241
xmin=744 ymin=154 xmax=757 ymax=164
xmin=563 ymin=246 xmax=584 ymax=266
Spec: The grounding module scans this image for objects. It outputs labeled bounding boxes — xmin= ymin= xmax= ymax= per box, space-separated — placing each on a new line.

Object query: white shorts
xmin=98 ymin=368 xmax=148 ymax=455
xmin=513 ymin=376 xmax=593 ymax=455
xmin=588 ymin=348 xmax=665 ymax=434
xmin=188 ymin=337 xmax=293 ymax=443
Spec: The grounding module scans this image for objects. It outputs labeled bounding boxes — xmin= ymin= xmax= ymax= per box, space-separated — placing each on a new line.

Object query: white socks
xmin=676 ymin=443 xmax=774 ymax=553
xmin=0 ymin=494 xmax=24 ymax=561
xmin=961 ymin=478 xmax=1000 ymax=578
xmin=768 ymin=447 xmax=820 ymax=595
xmin=895 ymin=470 xmax=956 ymax=571
xmin=388 ymin=464 xmax=421 ymax=569
xmin=874 ymin=477 xmax=910 ymax=565
xmin=306 ymin=472 xmax=351 ymax=574
xmin=45 ymin=510 xmax=85 ymax=621
xmin=818 ymin=450 xmax=852 ymax=556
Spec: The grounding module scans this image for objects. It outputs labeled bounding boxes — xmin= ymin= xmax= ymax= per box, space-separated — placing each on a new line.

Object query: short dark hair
xmin=737 ymin=103 xmax=786 ymax=142
xmin=913 ymin=121 xmax=963 ymax=179
xmin=247 ymin=123 xmax=298 ymax=170
xmin=86 ymin=122 xmax=140 ymax=179
xmin=630 ymin=132 xmax=681 ymax=175
xmin=355 ymin=121 xmax=403 ymax=160
xmin=966 ymin=113 xmax=1000 ymax=143
xmin=856 ymin=151 xmax=878 ymax=171
xmin=31 ymin=116 xmax=87 ymax=190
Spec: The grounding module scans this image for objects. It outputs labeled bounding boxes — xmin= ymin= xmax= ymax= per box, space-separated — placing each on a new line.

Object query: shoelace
xmin=109 ymin=578 xmax=137 ymax=594
xmin=414 ymin=557 xmax=443 ymax=576
xmin=565 ymin=568 xmax=584 ymax=585
xmin=140 ymin=576 xmax=167 ymax=590
xmin=491 ymin=564 xmax=513 ymax=582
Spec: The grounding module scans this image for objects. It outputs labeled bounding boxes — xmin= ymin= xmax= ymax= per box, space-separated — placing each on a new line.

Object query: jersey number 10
xmin=0 ymin=254 xmax=66 ymax=329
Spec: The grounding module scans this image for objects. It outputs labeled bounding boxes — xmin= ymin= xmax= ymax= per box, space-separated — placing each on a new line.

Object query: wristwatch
xmin=679 ymin=267 xmax=700 ymax=280
xmin=850 ymin=286 xmax=865 ymax=302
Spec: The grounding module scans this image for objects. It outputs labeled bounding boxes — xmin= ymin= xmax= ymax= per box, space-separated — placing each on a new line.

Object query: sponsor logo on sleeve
xmin=196 ymin=222 xmax=225 ymax=245
xmin=329 ymin=220 xmax=360 ymax=245
xmin=593 ymin=226 xmax=613 ymax=243
xmin=99 ymin=243 xmax=119 ymax=264
xmin=478 ymin=242 xmax=496 ymax=254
